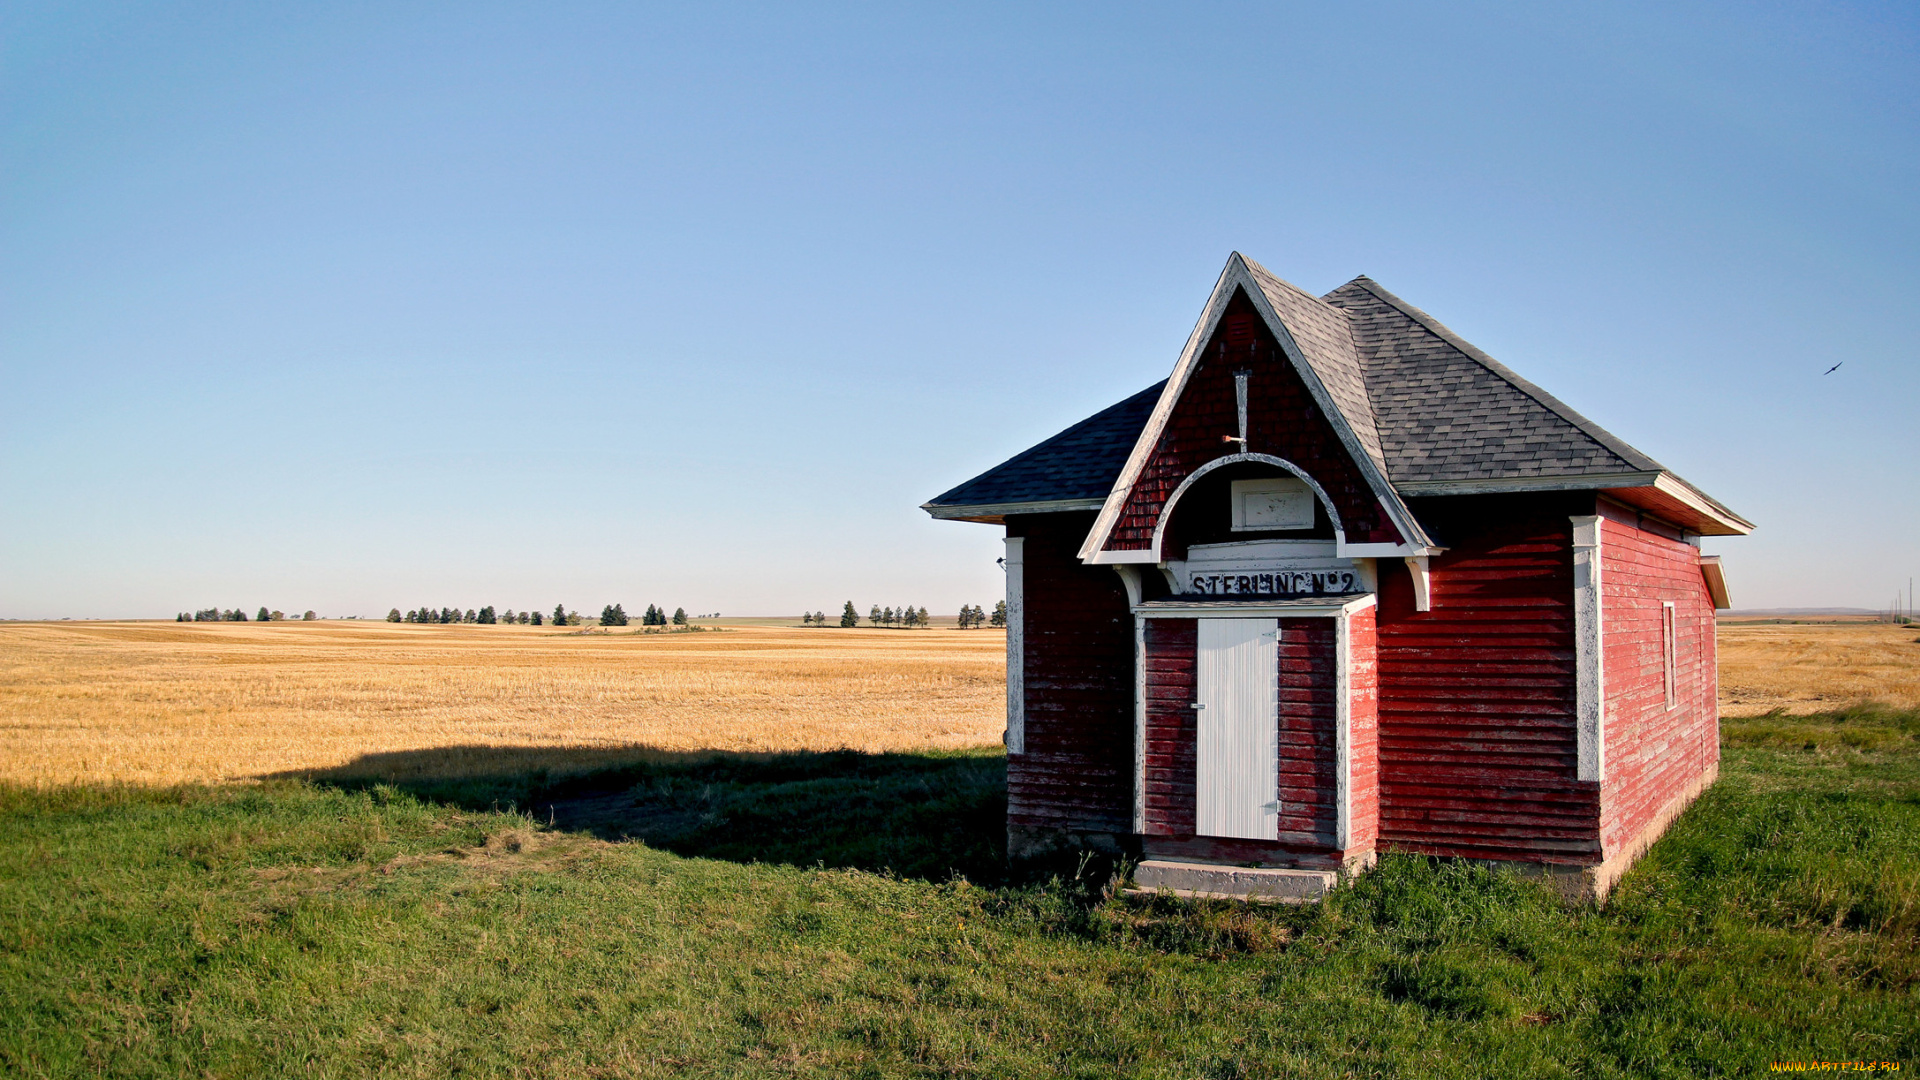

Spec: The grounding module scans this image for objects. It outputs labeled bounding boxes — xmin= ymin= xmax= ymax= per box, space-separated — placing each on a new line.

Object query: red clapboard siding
xmin=1105 ymin=290 xmax=1402 ymax=551
xmin=1597 ymin=505 xmax=1719 ymax=857
xmin=1375 ymin=496 xmax=1603 ymax=864
xmin=1006 ymin=513 xmax=1136 ymax=836
xmin=1347 ymin=606 xmax=1380 ymax=853
xmin=1140 ymin=618 xmax=1197 ymax=836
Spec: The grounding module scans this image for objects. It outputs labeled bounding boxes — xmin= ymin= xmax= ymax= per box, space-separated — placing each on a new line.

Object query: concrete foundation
xmin=1130 ymin=859 xmax=1339 ymax=902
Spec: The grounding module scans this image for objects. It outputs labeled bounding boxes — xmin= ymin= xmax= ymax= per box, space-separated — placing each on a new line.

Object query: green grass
xmin=2 ymin=712 xmax=1917 ymax=1078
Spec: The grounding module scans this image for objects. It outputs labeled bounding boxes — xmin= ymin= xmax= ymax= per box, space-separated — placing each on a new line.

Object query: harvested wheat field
xmin=7 ymin=616 xmax=1914 ymax=787
xmin=0 ymin=621 xmax=1005 ymax=786
xmin=1717 ymin=618 xmax=1920 ymax=716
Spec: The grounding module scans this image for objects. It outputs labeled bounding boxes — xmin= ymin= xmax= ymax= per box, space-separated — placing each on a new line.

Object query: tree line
xmin=794 ymin=601 xmax=1006 ymax=628
xmin=381 ymin=603 xmax=688 ymax=627
xmin=178 ymin=608 xmax=317 ymax=622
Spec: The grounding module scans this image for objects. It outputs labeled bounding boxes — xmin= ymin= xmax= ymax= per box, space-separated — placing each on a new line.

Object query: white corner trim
xmin=1004 ymin=536 xmax=1026 ymax=756
xmin=1404 ymin=555 xmax=1432 ymax=612
xmin=1111 ymin=565 xmax=1145 ymax=607
xmin=1571 ymin=515 xmax=1604 ymax=783
xmin=1076 ymin=253 xmax=1435 ymax=563
xmin=1334 ymin=610 xmax=1353 ymax=850
xmin=1132 ymin=615 xmax=1147 ymax=834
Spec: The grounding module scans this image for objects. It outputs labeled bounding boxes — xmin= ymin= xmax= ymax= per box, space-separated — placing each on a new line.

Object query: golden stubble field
xmin=1716 ymin=619 xmax=1920 ymax=716
xmin=2 ymin=617 xmax=1915 ymax=787
xmin=0 ymin=621 xmax=1006 ymax=787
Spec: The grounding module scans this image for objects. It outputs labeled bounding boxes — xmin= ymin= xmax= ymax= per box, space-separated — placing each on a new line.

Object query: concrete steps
xmin=1129 ymin=859 xmax=1338 ymax=903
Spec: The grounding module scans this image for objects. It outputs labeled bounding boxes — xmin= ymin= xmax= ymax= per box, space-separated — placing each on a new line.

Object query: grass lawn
xmin=2 ymin=709 xmax=1915 ymax=1078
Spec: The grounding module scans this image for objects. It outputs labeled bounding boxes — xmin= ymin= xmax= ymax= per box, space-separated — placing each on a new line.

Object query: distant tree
xmin=672 ymin=607 xmax=687 ymax=626
xmin=518 ymin=611 xmax=530 ymax=624
xmin=231 ymin=609 xmax=248 ymax=622
xmin=463 ymin=609 xmax=476 ymax=623
xmin=991 ymin=600 xmax=1007 ymax=627
xmin=956 ymin=605 xmax=972 ymax=629
xmin=917 ymin=606 xmax=929 ymax=628
xmin=176 ymin=613 xmax=188 ymax=622
xmin=269 ymin=610 xmax=284 ymax=621
xmin=869 ymin=605 xmax=881 ymax=626
xmin=257 ymin=607 xmax=272 ymax=622
xmin=801 ymin=611 xmax=813 ymax=626
xmin=552 ymin=604 xmax=567 ymax=627
xmin=478 ymin=606 xmax=496 ymax=624
xmin=530 ymin=610 xmax=543 ymax=626
xmin=501 ymin=609 xmax=515 ymax=624
xmin=303 ymin=611 xmax=317 ymax=621
xmin=881 ymin=606 xmax=894 ymax=627
xmin=841 ymin=601 xmax=858 ymax=628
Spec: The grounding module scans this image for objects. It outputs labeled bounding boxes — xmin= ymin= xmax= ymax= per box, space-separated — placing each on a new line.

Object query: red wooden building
xmin=925 ymin=254 xmax=1748 ymax=901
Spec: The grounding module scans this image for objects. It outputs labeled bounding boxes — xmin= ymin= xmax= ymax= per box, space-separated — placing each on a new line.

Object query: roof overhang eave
xmin=922 ymin=497 xmax=1108 ymax=524
xmin=1392 ymin=472 xmax=1752 ymax=536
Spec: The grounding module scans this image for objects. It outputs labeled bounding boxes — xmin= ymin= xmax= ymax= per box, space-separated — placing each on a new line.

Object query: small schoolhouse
xmin=925 ymin=253 xmax=1748 ymax=901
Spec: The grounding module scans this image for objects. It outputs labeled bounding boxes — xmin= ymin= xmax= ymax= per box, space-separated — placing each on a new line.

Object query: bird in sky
xmin=1823 ymin=362 xmax=1843 ymax=375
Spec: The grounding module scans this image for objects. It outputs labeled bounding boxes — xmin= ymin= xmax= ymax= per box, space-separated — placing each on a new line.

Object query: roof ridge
xmin=1339 ymin=276 xmax=1663 ymax=474
xmin=1241 ymin=260 xmax=1390 ymax=465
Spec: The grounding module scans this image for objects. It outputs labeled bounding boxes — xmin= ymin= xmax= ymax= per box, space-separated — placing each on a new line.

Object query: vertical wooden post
xmin=1003 ymin=536 xmax=1025 ymax=755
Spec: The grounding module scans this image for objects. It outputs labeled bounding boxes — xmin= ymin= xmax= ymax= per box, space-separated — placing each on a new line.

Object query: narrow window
xmin=1662 ymin=601 xmax=1678 ymax=710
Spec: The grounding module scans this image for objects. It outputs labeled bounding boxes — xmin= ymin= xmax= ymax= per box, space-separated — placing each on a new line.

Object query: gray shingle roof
xmin=925 ymin=263 xmax=1745 ymax=532
xmin=1319 ymin=276 xmax=1662 ymax=483
xmin=923 ymin=381 xmax=1165 ymax=511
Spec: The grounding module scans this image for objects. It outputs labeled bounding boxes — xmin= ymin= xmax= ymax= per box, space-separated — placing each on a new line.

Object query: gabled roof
xmin=1074 ymin=254 xmax=1434 ymax=558
xmin=922 ymin=381 xmax=1165 ymax=524
xmin=924 ymin=254 xmax=1752 ymax=539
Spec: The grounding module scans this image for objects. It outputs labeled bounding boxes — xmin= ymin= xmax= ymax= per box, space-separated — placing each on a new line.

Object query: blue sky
xmin=3 ymin=2 xmax=1915 ymax=618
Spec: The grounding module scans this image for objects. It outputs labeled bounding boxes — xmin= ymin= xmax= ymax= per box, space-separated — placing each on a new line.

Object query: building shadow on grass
xmin=273 ymin=744 xmax=1011 ymax=885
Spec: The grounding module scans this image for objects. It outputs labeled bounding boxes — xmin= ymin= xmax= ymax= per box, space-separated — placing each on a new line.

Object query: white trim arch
xmin=1146 ymin=454 xmax=1345 ymax=562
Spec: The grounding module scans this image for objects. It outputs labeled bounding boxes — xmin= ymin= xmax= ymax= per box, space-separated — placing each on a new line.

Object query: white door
xmin=1195 ymin=618 xmax=1280 ymax=840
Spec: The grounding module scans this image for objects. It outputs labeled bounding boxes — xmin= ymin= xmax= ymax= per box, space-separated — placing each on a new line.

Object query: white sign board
xmin=1231 ymin=477 xmax=1314 ymax=531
